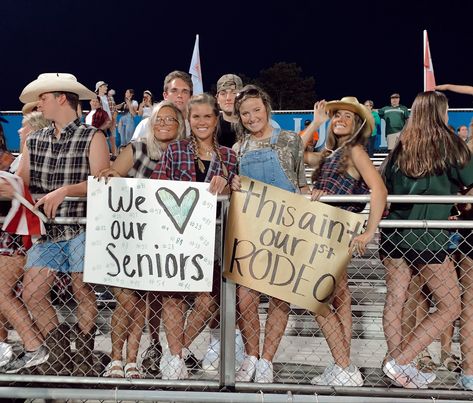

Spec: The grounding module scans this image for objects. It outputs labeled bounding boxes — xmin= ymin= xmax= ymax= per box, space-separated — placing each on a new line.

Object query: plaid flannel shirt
xmin=27 ymin=119 xmax=96 ymax=241
xmin=151 ymin=139 xmax=237 ymax=183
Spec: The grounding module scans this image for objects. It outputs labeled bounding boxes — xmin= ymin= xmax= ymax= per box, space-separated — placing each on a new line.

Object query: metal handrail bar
xmin=31 ymin=194 xmax=473 ymax=204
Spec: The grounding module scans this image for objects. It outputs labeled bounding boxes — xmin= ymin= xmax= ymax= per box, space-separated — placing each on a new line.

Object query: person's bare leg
xmin=459 ymin=256 xmax=473 ymax=375
xmin=396 ymin=259 xmax=461 ymax=365
xmin=148 ymin=292 xmax=162 ymax=344
xmin=110 ymin=288 xmax=131 ymax=361
xmin=126 ymin=292 xmax=146 ymax=364
xmin=0 ymin=256 xmax=43 ymax=350
xmin=261 ymin=297 xmax=289 ymax=362
xmin=22 ymin=267 xmax=57 ymax=338
xmin=237 ymin=286 xmax=260 ymax=357
xmin=71 ymin=273 xmax=97 ymax=334
xmin=333 ymin=272 xmax=352 ymax=357
xmin=183 ymin=292 xmax=218 ymax=348
xmin=162 ymin=296 xmax=186 ymax=356
xmin=382 ymin=257 xmax=412 ymax=359
xmin=401 ymin=274 xmax=423 ymax=350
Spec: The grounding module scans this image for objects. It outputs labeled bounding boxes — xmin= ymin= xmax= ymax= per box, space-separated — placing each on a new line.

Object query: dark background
xmin=2 ymin=0 xmax=473 ymax=110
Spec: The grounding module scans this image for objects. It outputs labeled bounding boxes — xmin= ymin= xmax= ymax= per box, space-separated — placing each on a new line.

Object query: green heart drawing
xmin=155 ymin=187 xmax=200 ymax=234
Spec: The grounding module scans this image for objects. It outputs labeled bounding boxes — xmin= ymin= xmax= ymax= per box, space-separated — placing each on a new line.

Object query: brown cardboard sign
xmin=224 ymin=176 xmax=366 ymax=315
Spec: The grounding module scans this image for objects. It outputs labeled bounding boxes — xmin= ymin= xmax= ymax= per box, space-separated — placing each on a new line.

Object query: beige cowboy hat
xmin=21 ymin=101 xmax=39 ymax=115
xmin=20 ymin=73 xmax=96 ymax=103
xmin=325 ymin=96 xmax=374 ymax=138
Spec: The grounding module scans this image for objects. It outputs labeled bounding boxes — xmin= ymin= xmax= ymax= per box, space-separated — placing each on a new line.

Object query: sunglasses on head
xmin=235 ymin=87 xmax=261 ymax=101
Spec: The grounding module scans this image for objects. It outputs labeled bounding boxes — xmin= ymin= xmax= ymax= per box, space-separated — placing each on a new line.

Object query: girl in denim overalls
xmin=304 ymin=97 xmax=387 ymax=387
xmin=231 ymin=85 xmax=308 ymax=383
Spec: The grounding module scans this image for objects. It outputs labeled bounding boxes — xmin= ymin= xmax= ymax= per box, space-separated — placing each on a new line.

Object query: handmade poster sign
xmin=84 ymin=177 xmax=216 ymax=292
xmin=224 ymin=176 xmax=366 ymax=314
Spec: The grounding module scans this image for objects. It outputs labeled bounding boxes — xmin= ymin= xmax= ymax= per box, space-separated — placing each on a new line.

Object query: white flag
xmin=189 ymin=34 xmax=203 ymax=95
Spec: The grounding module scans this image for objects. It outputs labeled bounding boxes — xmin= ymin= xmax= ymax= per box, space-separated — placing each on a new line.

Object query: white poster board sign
xmin=84 ymin=177 xmax=216 ymax=291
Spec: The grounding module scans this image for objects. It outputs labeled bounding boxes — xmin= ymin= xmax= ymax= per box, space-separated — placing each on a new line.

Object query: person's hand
xmin=208 ymin=175 xmax=228 ymax=195
xmin=35 ymin=187 xmax=67 ymax=219
xmin=313 ymin=100 xmax=329 ymax=125
xmin=0 ymin=179 xmax=15 ymax=199
xmin=230 ymin=175 xmax=241 ymax=192
xmin=434 ymin=84 xmax=449 ymax=91
xmin=311 ymin=188 xmax=327 ymax=201
xmin=94 ymin=168 xmax=120 ymax=184
xmin=350 ymin=231 xmax=374 ymax=256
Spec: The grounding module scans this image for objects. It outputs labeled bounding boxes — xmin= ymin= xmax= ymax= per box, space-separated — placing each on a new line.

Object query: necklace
xmin=199 ymin=146 xmax=213 ymax=157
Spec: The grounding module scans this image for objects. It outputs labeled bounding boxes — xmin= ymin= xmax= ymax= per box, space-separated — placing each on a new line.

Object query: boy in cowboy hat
xmin=1 ymin=73 xmax=109 ymax=375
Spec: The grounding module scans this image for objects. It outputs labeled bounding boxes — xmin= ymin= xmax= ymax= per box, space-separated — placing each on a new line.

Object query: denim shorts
xmin=25 ymin=231 xmax=85 ymax=273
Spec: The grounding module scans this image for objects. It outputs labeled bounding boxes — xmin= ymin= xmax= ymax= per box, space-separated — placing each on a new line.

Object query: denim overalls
xmin=239 ymin=128 xmax=297 ymax=193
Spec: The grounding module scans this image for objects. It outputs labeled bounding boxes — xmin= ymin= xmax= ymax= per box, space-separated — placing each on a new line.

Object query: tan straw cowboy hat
xmin=325 ymin=96 xmax=375 ymax=138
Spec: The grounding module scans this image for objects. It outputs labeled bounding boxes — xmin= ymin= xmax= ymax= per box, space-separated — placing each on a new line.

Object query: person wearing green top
xmin=380 ymin=91 xmax=473 ymax=389
xmin=378 ymin=93 xmax=409 ymax=150
xmin=364 ymin=100 xmax=381 ymax=155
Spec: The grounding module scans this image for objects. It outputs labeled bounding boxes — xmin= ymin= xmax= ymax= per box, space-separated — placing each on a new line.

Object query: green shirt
xmin=384 ymin=156 xmax=473 ymax=252
xmin=378 ymin=105 xmax=409 ymax=135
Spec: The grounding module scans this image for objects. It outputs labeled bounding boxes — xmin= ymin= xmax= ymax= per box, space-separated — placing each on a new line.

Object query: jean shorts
xmin=25 ymin=231 xmax=85 ymax=273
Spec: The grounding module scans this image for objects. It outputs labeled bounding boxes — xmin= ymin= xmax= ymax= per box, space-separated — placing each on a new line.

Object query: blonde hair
xmin=144 ymin=101 xmax=185 ymax=160
xmin=22 ymin=111 xmax=50 ymax=131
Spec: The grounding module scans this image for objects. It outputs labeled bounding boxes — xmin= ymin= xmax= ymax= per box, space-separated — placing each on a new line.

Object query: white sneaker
xmin=235 ymin=355 xmax=258 ymax=382
xmin=254 ymin=358 xmax=273 ymax=383
xmin=0 ymin=342 xmax=13 ymax=368
xmin=383 ymin=359 xmax=429 ymax=389
xmin=160 ymin=354 xmax=188 ymax=380
xmin=235 ymin=330 xmax=245 ymax=371
xmin=202 ymin=330 xmax=246 ymax=372
xmin=311 ymin=363 xmax=336 ymax=385
xmin=312 ymin=363 xmax=363 ymax=386
xmin=202 ymin=336 xmax=220 ymax=371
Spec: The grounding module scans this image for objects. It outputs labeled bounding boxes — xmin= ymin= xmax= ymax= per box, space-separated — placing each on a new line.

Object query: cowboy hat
xmin=20 ymin=73 xmax=96 ymax=103
xmin=325 ymin=96 xmax=374 ymax=138
xmin=21 ymin=101 xmax=39 ymax=115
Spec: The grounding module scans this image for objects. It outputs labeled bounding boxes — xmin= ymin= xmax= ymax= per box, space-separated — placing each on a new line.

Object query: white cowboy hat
xmin=20 ymin=73 xmax=96 ymax=103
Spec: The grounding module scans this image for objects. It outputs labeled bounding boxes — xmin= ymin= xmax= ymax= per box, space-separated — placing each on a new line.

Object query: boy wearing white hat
xmin=2 ymin=73 xmax=109 ymax=375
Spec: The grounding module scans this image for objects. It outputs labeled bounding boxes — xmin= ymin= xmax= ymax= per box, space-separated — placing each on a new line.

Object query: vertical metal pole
xmin=219 ymin=196 xmax=236 ymax=389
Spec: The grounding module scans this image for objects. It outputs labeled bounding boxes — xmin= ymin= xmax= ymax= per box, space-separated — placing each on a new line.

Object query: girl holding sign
xmin=153 ymin=93 xmax=238 ymax=380
xmin=305 ymin=97 xmax=387 ymax=387
xmin=230 ymin=85 xmax=308 ymax=383
xmin=96 ymin=101 xmax=185 ymax=379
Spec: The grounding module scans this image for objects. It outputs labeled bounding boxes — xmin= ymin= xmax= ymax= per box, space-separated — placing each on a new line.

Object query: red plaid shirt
xmin=151 ymin=139 xmax=237 ymax=183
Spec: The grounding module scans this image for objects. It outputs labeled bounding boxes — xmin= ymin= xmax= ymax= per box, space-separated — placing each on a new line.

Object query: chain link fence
xmin=0 ymin=195 xmax=472 ymax=402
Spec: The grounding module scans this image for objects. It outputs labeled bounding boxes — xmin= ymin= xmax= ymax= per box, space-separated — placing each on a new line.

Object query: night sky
xmin=2 ymin=0 xmax=473 ymax=111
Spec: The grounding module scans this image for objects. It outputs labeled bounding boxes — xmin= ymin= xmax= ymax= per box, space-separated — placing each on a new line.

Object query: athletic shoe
xmin=312 ymin=363 xmax=363 ymax=386
xmin=235 ymin=355 xmax=258 ymax=382
xmin=235 ymin=330 xmax=245 ymax=371
xmin=202 ymin=336 xmax=220 ymax=371
xmin=141 ymin=340 xmax=161 ymax=376
xmin=0 ymin=342 xmax=13 ymax=368
xmin=160 ymin=354 xmax=188 ymax=380
xmin=460 ymin=373 xmax=473 ymax=390
xmin=383 ymin=359 xmax=430 ymax=389
xmin=254 ymin=358 xmax=273 ymax=383
xmin=5 ymin=345 xmax=49 ymax=374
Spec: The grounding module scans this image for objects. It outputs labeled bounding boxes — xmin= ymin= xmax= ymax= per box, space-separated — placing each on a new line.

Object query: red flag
xmin=0 ymin=171 xmax=46 ymax=236
xmin=424 ymin=30 xmax=436 ymax=91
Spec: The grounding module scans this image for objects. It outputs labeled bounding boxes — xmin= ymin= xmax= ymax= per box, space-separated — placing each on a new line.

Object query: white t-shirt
xmin=99 ymin=95 xmax=112 ymax=119
xmin=85 ymin=110 xmax=96 ymax=125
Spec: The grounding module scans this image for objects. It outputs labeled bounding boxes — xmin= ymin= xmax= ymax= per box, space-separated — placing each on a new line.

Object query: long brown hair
xmin=187 ymin=93 xmax=228 ymax=178
xmin=395 ymin=91 xmax=470 ymax=177
xmin=311 ymin=112 xmax=364 ymax=183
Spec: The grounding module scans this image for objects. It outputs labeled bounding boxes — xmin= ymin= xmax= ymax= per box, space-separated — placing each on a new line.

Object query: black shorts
xmin=380 ymin=230 xmax=447 ymax=266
